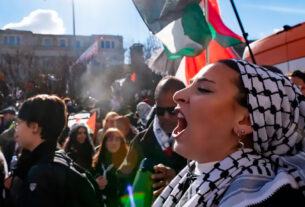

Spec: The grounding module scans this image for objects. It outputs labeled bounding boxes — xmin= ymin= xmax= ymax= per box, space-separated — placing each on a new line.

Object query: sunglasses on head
xmin=155 ymin=106 xmax=176 ymax=116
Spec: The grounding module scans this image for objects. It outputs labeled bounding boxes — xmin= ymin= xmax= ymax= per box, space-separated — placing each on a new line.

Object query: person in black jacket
xmin=92 ymin=128 xmax=128 ymax=207
xmin=6 ymin=94 xmax=101 ymax=207
xmin=64 ymin=122 xmax=95 ymax=171
xmin=119 ymin=76 xmax=187 ymax=197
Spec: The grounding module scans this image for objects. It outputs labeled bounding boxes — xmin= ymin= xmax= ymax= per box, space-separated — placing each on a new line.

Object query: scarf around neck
xmin=153 ymin=115 xmax=173 ymax=152
xmin=153 ymin=60 xmax=305 ymax=207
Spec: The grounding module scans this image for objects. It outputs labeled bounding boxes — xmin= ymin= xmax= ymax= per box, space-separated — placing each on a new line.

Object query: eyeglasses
xmin=155 ymin=106 xmax=176 ymax=116
xmin=14 ymin=119 xmax=24 ymax=129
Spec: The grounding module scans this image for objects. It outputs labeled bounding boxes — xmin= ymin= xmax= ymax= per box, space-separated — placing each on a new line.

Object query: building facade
xmin=0 ymin=29 xmax=124 ymax=67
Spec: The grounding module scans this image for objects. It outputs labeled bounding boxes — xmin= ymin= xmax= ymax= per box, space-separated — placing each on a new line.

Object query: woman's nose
xmin=173 ymin=87 xmax=188 ymax=104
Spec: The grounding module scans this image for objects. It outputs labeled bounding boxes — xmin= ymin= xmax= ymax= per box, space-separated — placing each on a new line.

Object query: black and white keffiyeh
xmin=153 ymin=60 xmax=305 ymax=207
xmin=153 ymin=115 xmax=174 ymax=151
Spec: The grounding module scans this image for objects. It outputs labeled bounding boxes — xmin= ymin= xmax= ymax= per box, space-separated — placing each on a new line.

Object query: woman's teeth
xmin=173 ymin=111 xmax=187 ymax=138
xmin=177 ymin=112 xmax=184 ymax=118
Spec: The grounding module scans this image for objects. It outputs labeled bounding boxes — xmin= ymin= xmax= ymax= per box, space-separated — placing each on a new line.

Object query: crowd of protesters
xmin=0 ymin=66 xmax=304 ymax=206
xmin=0 ymin=75 xmax=186 ymax=207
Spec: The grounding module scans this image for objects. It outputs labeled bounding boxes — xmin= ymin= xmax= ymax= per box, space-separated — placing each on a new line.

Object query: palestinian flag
xmin=204 ymin=0 xmax=244 ymax=47
xmin=68 ymin=112 xmax=96 ymax=134
xmin=86 ymin=112 xmax=96 ymax=134
xmin=132 ymin=0 xmax=243 ymax=59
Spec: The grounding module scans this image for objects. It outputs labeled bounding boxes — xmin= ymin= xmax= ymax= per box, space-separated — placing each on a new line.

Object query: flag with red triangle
xmin=132 ymin=0 xmax=243 ymax=59
xmin=204 ymin=0 xmax=244 ymax=47
xmin=86 ymin=112 xmax=96 ymax=134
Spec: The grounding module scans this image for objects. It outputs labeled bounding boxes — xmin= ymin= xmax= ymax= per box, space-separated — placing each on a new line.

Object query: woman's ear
xmin=234 ymin=106 xmax=253 ymax=136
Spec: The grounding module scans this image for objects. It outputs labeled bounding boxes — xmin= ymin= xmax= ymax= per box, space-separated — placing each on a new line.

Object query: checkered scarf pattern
xmin=153 ymin=60 xmax=305 ymax=207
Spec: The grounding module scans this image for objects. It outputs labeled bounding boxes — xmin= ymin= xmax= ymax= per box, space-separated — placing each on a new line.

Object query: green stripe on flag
xmin=214 ymin=33 xmax=244 ymax=47
xmin=164 ymin=45 xmax=197 ymax=59
xmin=182 ymin=2 xmax=212 ymax=50
xmin=208 ymin=22 xmax=242 ymax=47
xmin=208 ymin=23 xmax=217 ymax=39
xmin=161 ymin=2 xmax=212 ymax=59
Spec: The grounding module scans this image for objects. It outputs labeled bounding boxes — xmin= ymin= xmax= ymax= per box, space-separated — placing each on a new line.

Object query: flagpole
xmin=72 ymin=0 xmax=76 ymax=36
xmin=205 ymin=0 xmax=209 ymax=65
xmin=229 ymin=0 xmax=256 ymax=64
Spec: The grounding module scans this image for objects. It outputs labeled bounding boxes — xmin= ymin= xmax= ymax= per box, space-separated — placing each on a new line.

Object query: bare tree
xmin=143 ymin=34 xmax=162 ymax=60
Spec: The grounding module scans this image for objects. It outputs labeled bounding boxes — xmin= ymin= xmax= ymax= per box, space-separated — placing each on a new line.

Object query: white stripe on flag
xmin=155 ymin=18 xmax=203 ymax=54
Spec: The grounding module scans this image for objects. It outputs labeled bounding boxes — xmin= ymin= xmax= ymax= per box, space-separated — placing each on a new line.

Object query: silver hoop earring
xmin=238 ymin=138 xmax=245 ymax=149
xmin=237 ymin=129 xmax=245 ymax=149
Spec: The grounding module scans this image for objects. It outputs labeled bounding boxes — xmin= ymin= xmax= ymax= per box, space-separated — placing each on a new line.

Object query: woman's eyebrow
xmin=190 ymin=77 xmax=215 ymax=84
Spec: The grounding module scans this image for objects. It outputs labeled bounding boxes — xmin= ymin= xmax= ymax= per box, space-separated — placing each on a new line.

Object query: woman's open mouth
xmin=173 ymin=109 xmax=187 ymax=139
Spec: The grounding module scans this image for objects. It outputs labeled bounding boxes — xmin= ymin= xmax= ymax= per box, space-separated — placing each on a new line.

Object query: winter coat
xmin=8 ymin=141 xmax=101 ymax=207
xmin=118 ymin=123 xmax=187 ymax=186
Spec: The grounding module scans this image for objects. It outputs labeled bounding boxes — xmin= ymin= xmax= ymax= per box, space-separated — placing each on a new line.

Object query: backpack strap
xmin=53 ymin=150 xmax=103 ymax=206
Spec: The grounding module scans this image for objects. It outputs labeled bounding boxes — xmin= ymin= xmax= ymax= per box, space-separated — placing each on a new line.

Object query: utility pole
xmin=72 ymin=0 xmax=76 ymax=36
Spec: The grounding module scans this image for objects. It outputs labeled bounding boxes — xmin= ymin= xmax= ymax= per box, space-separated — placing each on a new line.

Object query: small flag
xmin=131 ymin=72 xmax=136 ymax=82
xmin=74 ymin=40 xmax=99 ymax=65
xmin=68 ymin=112 xmax=90 ymax=128
xmin=86 ymin=112 xmax=96 ymax=134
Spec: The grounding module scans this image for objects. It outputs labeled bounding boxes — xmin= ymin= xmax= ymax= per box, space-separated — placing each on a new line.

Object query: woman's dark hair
xmin=217 ymin=59 xmax=248 ymax=108
xmin=291 ymin=70 xmax=305 ymax=83
xmin=18 ymin=94 xmax=67 ymax=149
xmin=92 ymin=128 xmax=128 ymax=169
xmin=64 ymin=123 xmax=95 ymax=161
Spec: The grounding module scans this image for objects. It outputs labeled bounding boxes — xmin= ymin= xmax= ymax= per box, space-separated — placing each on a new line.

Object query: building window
xmin=16 ymin=37 xmax=20 ymax=45
xmin=60 ymin=39 xmax=66 ymax=48
xmin=3 ymin=36 xmax=8 ymax=45
xmin=100 ymin=41 xmax=104 ymax=48
xmin=44 ymin=39 xmax=51 ymax=47
xmin=76 ymin=41 xmax=81 ymax=48
xmin=112 ymin=41 xmax=115 ymax=48
xmin=9 ymin=36 xmax=15 ymax=45
xmin=105 ymin=41 xmax=110 ymax=48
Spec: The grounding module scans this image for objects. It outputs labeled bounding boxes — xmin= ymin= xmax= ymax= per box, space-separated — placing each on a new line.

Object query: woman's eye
xmin=198 ymin=88 xmax=212 ymax=93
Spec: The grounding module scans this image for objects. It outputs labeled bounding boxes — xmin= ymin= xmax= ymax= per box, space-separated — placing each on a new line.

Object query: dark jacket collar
xmin=14 ymin=141 xmax=55 ymax=179
xmin=31 ymin=141 xmax=55 ymax=163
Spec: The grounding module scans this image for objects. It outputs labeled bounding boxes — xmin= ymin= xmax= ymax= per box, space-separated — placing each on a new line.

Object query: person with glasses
xmin=118 ymin=76 xmax=187 ymax=198
xmin=6 ymin=94 xmax=101 ymax=207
